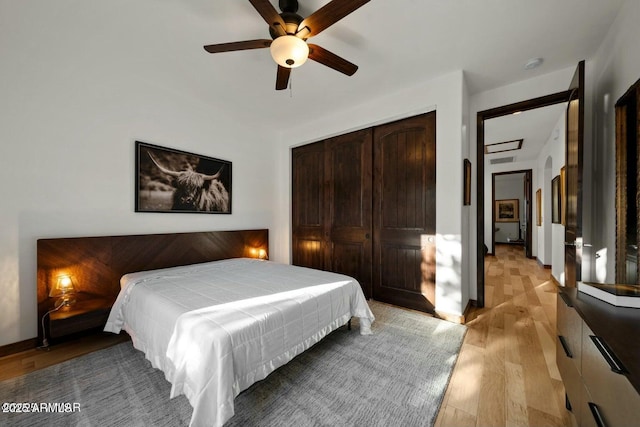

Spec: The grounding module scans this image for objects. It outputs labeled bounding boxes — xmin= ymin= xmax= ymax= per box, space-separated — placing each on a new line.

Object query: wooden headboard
xmin=36 ymin=229 xmax=268 ymax=339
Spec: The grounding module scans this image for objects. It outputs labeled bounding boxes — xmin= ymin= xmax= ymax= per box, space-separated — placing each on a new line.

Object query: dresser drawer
xmin=557 ymin=292 xmax=582 ymax=373
xmin=581 ymin=321 xmax=640 ymax=426
xmin=557 ymin=338 xmax=582 ymax=425
xmin=579 ymin=384 xmax=599 ymax=427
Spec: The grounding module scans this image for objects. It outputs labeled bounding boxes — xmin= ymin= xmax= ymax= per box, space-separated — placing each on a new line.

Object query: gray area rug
xmin=0 ymin=301 xmax=466 ymax=427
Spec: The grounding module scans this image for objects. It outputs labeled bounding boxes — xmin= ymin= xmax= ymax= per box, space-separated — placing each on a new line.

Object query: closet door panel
xmin=292 ymin=142 xmax=326 ymax=270
xmin=373 ymin=112 xmax=436 ymax=312
xmin=326 ymin=129 xmax=373 ymax=297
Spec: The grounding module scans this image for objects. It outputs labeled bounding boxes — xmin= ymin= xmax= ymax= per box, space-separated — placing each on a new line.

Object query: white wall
xmin=461 ymin=74 xmax=472 ymax=310
xmin=540 ymin=156 xmax=553 ymax=265
xmin=535 ymin=113 xmax=566 ymax=282
xmin=275 ymin=70 xmax=468 ymax=318
xmin=0 ymin=3 xmax=279 ymax=346
xmin=588 ymin=0 xmax=640 ymax=283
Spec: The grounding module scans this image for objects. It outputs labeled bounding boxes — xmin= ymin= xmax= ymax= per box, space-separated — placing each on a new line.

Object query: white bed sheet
xmin=104 ymin=258 xmax=374 ymax=427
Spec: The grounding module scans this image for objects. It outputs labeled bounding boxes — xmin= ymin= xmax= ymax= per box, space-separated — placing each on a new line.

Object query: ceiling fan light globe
xmin=270 ymin=35 xmax=309 ymax=68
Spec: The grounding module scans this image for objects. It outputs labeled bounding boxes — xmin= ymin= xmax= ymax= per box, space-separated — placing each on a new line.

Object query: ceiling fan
xmin=203 ymin=0 xmax=370 ymax=90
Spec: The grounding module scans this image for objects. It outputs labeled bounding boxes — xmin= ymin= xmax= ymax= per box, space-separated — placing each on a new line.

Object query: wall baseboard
xmin=462 ymin=299 xmax=477 ymax=323
xmin=0 ymin=338 xmax=37 ymax=358
xmin=536 ymin=257 xmax=551 ymax=269
xmin=436 ymin=300 xmax=474 ymax=324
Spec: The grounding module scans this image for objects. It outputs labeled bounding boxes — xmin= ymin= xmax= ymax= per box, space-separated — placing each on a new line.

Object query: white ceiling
xmin=171 ymin=0 xmax=623 ymax=135
xmin=32 ymin=0 xmax=622 ymax=138
xmin=484 ymin=103 xmax=567 ymax=163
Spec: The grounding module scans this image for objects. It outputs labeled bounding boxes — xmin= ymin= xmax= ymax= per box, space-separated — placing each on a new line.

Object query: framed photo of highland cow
xmin=135 ymin=141 xmax=232 ymax=214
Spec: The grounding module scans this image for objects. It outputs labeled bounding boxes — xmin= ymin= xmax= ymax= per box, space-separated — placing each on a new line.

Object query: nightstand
xmin=47 ymin=293 xmax=113 ymax=340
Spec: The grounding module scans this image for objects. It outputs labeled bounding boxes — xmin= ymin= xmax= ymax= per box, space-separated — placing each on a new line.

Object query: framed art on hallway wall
xmin=536 ymin=188 xmax=542 ymax=226
xmin=463 ymin=158 xmax=472 ymax=206
xmin=552 ymin=175 xmax=561 ymax=223
xmin=495 ymin=199 xmax=519 ymax=222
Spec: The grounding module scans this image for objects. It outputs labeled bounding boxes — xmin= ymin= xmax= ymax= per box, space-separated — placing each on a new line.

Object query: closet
xmin=291 ymin=112 xmax=436 ymax=313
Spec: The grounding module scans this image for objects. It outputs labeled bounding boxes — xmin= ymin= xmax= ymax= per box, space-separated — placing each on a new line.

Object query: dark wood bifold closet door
xmin=372 ymin=112 xmax=437 ymax=312
xmin=291 ymin=129 xmax=373 ymax=298
xmin=292 ymin=113 xmax=435 ymax=309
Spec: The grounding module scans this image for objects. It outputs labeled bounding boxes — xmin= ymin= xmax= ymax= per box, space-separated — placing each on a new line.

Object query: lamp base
xmin=55 ymin=295 xmax=76 ymax=308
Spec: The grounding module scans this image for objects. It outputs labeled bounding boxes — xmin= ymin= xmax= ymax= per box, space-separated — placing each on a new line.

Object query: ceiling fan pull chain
xmin=289 ymin=75 xmax=293 ymax=97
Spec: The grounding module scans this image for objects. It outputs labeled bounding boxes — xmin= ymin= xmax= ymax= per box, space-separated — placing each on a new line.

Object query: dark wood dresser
xmin=557 ymin=287 xmax=640 ymax=426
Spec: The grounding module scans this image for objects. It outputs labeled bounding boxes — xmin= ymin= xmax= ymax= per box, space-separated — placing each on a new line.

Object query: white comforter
xmin=104 ymin=258 xmax=374 ymax=427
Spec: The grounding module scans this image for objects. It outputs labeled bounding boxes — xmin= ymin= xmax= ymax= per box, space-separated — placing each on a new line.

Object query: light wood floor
xmin=435 ymin=243 xmax=572 ymax=427
xmin=0 ymin=332 xmax=128 ymax=382
xmin=1 ymin=244 xmax=571 ymax=426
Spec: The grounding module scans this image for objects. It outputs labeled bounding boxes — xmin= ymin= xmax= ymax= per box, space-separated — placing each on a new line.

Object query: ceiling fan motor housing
xmin=279 ymin=0 xmax=299 ymax=13
xmin=269 ymin=12 xmax=304 ymax=38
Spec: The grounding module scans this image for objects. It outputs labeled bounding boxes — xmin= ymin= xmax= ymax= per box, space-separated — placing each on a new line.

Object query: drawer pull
xmin=589 ymin=335 xmax=625 ymax=374
xmin=588 ymin=402 xmax=606 ymax=427
xmin=559 ymin=292 xmax=573 ymax=307
xmin=558 ymin=335 xmax=573 ymax=358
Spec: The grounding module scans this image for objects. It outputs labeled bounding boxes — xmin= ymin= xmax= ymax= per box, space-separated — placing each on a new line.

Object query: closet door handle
xmin=558 ymin=335 xmax=573 ymax=358
xmin=589 ymin=335 xmax=625 ymax=374
xmin=588 ymin=402 xmax=606 ymax=427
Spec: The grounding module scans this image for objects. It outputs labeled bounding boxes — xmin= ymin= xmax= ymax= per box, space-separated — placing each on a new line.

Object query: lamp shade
xmin=270 ymin=35 xmax=309 ymax=68
xmin=50 ymin=275 xmax=76 ymax=297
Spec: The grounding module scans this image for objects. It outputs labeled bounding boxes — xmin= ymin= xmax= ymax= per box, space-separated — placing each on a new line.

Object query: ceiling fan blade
xmin=203 ymin=39 xmax=272 ymax=53
xmin=298 ymin=0 xmax=370 ymax=38
xmin=308 ymin=44 xmax=358 ymax=76
xmin=249 ymin=0 xmax=287 ymax=33
xmin=276 ymin=65 xmax=291 ymax=90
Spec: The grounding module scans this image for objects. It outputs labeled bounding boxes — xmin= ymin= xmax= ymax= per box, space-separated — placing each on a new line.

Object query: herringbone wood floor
xmin=435 ymin=243 xmax=572 ymax=427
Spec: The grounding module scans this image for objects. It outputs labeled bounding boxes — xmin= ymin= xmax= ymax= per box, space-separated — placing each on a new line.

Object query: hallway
xmin=436 ymin=243 xmax=571 ymax=426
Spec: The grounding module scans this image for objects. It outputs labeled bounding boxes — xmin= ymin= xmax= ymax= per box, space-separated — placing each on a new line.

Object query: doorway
xmin=477 ymin=62 xmax=584 ymax=307
xmin=476 ymin=92 xmax=572 ymax=307
xmin=492 ymin=170 xmax=533 ymax=257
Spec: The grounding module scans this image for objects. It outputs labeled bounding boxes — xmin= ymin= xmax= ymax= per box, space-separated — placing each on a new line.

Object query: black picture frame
xmin=463 ymin=158 xmax=472 ymax=206
xmin=536 ymin=188 xmax=542 ymax=226
xmin=552 ymin=175 xmax=561 ymax=223
xmin=135 ymin=141 xmax=232 ymax=214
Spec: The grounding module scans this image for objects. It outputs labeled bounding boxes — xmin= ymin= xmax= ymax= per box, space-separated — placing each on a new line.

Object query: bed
xmin=36 ymin=229 xmax=374 ymax=426
xmin=104 ymin=258 xmax=373 ymax=427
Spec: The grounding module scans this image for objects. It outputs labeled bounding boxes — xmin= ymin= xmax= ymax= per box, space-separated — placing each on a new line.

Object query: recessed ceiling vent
xmin=490 ymin=156 xmax=515 ymax=165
